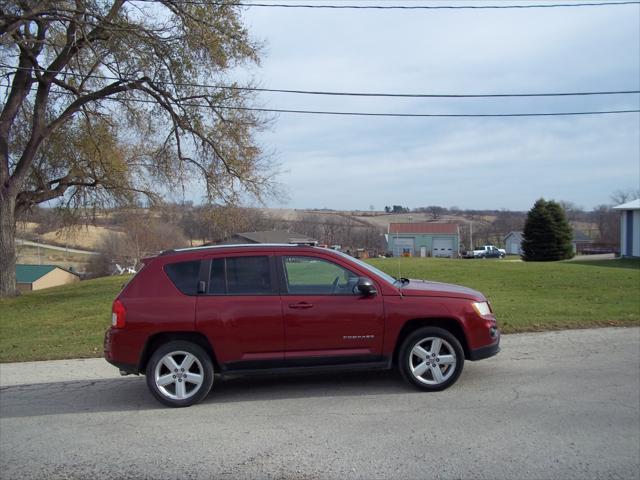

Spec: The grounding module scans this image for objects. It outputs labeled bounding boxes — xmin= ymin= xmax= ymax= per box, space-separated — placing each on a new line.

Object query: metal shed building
xmin=613 ymin=199 xmax=640 ymax=258
xmin=387 ymin=223 xmax=460 ymax=258
xmin=504 ymin=231 xmax=524 ymax=255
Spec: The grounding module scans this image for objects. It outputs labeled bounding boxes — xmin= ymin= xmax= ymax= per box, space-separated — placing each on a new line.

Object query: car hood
xmin=399 ymin=279 xmax=485 ymax=301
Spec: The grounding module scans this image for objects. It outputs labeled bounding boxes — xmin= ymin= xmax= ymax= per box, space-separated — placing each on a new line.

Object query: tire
xmin=398 ymin=327 xmax=465 ymax=392
xmin=145 ymin=340 xmax=214 ymax=407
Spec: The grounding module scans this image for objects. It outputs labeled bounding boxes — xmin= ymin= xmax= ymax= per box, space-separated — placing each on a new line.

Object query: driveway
xmin=1 ymin=327 xmax=638 ymax=479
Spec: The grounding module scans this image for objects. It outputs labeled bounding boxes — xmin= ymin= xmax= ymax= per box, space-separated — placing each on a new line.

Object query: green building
xmin=387 ymin=223 xmax=460 ymax=258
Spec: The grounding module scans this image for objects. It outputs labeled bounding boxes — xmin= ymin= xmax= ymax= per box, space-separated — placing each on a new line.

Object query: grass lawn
xmin=367 ymin=257 xmax=640 ymax=333
xmin=0 ymin=275 xmax=129 ymax=363
xmin=0 ymin=258 xmax=638 ymax=363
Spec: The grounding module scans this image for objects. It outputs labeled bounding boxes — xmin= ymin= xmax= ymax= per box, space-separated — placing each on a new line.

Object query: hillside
xmin=0 ymin=275 xmax=129 ymax=362
xmin=18 ymin=206 xmax=602 ymax=250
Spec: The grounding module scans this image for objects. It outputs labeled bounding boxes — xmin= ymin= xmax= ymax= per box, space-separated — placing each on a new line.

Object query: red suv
xmin=104 ymin=244 xmax=499 ymax=407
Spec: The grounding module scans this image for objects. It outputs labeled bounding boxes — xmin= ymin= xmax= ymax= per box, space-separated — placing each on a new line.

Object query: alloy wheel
xmin=154 ymin=350 xmax=205 ymax=401
xmin=409 ymin=337 xmax=457 ymax=385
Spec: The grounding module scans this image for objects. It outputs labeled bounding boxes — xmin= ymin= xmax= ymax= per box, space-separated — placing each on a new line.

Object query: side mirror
xmin=356 ymin=277 xmax=377 ymax=296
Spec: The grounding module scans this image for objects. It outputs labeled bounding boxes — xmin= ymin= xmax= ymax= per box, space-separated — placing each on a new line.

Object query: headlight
xmin=472 ymin=301 xmax=492 ymax=316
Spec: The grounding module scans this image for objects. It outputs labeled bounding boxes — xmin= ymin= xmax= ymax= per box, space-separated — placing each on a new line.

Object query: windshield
xmin=332 ymin=250 xmax=398 ymax=286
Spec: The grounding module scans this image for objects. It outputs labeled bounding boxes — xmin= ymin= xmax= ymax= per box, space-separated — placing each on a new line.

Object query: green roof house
xmin=16 ymin=264 xmax=80 ymax=293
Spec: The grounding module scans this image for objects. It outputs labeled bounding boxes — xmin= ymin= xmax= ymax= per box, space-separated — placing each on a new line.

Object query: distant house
xmin=16 ymin=264 xmax=80 ymax=293
xmin=613 ymin=199 xmax=640 ymax=257
xmin=386 ymin=223 xmax=460 ymax=258
xmin=504 ymin=231 xmax=524 ymax=255
xmin=215 ymin=230 xmax=317 ymax=246
xmin=503 ymin=229 xmax=593 ymax=256
xmin=571 ymin=229 xmax=594 ymax=254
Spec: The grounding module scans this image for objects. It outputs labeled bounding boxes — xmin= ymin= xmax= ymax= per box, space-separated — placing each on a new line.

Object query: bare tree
xmin=492 ymin=210 xmax=526 ymax=240
xmin=426 ymin=205 xmax=445 ymax=220
xmin=0 ymin=1 xmax=276 ymax=296
xmin=88 ymin=216 xmax=188 ymax=277
xmin=558 ymin=201 xmax=584 ymax=223
xmin=610 ymin=189 xmax=640 ymax=206
xmin=591 ymin=204 xmax=620 ymax=244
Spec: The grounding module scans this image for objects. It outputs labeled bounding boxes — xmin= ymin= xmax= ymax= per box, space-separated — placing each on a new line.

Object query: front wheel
xmin=398 ymin=327 xmax=465 ymax=391
xmin=146 ymin=340 xmax=214 ymax=407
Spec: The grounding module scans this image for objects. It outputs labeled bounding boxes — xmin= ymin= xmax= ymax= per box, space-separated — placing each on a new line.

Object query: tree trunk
xmin=0 ymin=193 xmax=17 ymax=297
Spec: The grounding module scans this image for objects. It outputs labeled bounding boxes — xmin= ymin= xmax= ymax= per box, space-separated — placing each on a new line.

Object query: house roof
xmin=16 ymin=264 xmax=58 ymax=283
xmin=233 ymin=230 xmax=316 ymax=244
xmin=504 ymin=231 xmax=523 ymax=241
xmin=613 ymin=199 xmax=640 ymax=211
xmin=389 ymin=223 xmax=458 ymax=235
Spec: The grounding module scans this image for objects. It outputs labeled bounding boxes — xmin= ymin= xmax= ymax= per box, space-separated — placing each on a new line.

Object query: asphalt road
xmin=1 ymin=327 xmax=638 ymax=480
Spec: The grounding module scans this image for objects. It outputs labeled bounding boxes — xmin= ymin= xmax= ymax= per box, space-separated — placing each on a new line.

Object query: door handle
xmin=288 ymin=302 xmax=313 ymax=309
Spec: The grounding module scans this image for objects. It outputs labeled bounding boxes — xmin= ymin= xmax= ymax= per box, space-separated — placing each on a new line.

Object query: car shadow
xmin=0 ymin=369 xmax=422 ymax=419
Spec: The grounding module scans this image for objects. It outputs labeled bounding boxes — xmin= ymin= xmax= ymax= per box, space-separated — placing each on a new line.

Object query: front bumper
xmin=468 ymin=333 xmax=500 ymax=361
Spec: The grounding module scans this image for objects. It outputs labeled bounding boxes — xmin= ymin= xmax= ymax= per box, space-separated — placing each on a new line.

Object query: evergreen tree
xmin=522 ymin=199 xmax=574 ymax=261
xmin=546 ymin=201 xmax=575 ymax=260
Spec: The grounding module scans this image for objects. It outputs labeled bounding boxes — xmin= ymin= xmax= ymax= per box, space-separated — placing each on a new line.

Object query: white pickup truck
xmin=473 ymin=245 xmax=506 ymax=258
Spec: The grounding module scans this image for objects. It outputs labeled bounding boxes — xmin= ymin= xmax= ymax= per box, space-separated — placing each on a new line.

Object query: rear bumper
xmin=105 ymin=358 xmax=138 ymax=375
xmin=104 ymin=327 xmax=142 ymax=374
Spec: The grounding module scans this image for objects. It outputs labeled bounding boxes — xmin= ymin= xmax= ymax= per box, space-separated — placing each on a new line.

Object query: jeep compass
xmin=104 ymin=244 xmax=500 ymax=407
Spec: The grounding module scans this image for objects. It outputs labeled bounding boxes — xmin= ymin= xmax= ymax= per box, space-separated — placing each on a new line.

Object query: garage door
xmin=392 ymin=237 xmax=415 ymax=257
xmin=432 ymin=237 xmax=454 ymax=257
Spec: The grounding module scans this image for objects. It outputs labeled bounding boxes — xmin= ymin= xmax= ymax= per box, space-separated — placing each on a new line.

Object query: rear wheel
xmin=145 ymin=340 xmax=214 ymax=407
xmin=398 ymin=327 xmax=464 ymax=391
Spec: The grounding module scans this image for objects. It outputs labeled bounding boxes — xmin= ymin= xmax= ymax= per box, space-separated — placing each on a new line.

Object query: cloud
xmin=223 ymin=3 xmax=640 ymax=210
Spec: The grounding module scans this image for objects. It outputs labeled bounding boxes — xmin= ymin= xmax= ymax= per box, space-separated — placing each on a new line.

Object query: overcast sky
xmin=225 ymin=1 xmax=640 ymax=211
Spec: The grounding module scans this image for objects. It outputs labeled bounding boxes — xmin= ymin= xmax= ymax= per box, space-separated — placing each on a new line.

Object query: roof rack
xmin=158 ymin=243 xmax=319 ymax=257
xmin=289 ymin=240 xmax=318 ymax=246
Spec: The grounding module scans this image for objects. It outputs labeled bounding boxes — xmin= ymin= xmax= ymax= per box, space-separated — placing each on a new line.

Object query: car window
xmin=164 ymin=260 xmax=201 ymax=295
xmin=208 ymin=256 xmax=273 ymax=295
xmin=208 ymin=258 xmax=225 ymax=294
xmin=331 ymin=250 xmax=397 ymax=285
xmin=283 ymin=256 xmax=359 ymax=295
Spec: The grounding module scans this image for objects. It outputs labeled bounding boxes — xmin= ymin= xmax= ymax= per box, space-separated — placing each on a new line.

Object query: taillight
xmin=112 ymin=299 xmax=126 ymax=328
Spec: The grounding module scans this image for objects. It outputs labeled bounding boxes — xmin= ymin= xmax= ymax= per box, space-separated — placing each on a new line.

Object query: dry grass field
xmin=17 ymin=222 xmax=121 ymax=250
xmin=16 ymin=245 xmax=94 ymax=273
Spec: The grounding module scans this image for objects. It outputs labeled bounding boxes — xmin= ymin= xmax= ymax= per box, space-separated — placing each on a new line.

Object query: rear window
xmin=164 ymin=260 xmax=201 ymax=295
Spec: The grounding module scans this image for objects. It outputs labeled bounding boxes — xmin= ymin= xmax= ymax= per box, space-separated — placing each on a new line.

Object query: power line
xmin=209 ymin=106 xmax=640 ymax=117
xmin=1 ymin=64 xmax=638 ymax=99
xmin=132 ymin=0 xmax=640 ymax=10
xmin=1 ymin=82 xmax=637 ymax=117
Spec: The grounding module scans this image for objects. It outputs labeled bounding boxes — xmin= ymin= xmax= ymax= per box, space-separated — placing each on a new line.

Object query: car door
xmin=278 ymin=254 xmax=385 ymax=364
xmin=195 ymin=253 xmax=284 ymax=369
